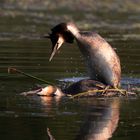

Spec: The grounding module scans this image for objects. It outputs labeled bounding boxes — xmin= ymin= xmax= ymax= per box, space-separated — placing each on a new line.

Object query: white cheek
xmin=54 ymin=88 xmax=64 ymax=96
xmin=57 ymin=36 xmax=64 ymax=50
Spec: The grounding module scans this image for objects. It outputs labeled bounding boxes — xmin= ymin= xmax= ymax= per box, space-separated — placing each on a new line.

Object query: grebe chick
xmin=47 ymin=22 xmax=121 ymax=88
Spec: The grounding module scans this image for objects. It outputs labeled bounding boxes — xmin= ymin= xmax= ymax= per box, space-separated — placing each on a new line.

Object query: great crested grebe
xmin=47 ymin=22 xmax=121 ymax=88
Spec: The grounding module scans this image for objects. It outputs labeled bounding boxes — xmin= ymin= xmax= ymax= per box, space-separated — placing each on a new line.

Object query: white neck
xmin=67 ymin=23 xmax=80 ymax=39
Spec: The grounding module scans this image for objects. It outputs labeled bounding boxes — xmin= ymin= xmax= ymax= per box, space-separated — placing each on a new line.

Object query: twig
xmin=70 ymin=88 xmax=127 ymax=98
xmin=47 ymin=128 xmax=55 ymax=140
xmin=8 ymin=67 xmax=55 ymax=86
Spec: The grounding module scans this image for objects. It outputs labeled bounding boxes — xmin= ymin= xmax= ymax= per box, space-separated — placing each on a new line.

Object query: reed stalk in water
xmin=8 ymin=67 xmax=55 ymax=85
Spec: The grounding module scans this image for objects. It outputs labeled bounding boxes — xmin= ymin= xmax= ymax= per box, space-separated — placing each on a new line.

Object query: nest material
xmin=69 ymin=88 xmax=137 ymax=98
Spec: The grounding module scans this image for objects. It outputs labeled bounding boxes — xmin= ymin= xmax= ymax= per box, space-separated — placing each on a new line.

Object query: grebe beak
xmin=49 ymin=35 xmax=64 ymax=61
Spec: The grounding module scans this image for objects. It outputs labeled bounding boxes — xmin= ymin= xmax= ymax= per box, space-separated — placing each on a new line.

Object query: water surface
xmin=0 ymin=2 xmax=140 ymax=140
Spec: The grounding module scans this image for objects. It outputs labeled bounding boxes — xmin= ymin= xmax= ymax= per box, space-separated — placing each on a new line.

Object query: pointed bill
xmin=49 ymin=35 xmax=64 ymax=61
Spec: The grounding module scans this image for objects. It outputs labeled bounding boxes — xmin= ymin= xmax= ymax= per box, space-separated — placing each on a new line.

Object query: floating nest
xmin=63 ymin=79 xmax=137 ymax=98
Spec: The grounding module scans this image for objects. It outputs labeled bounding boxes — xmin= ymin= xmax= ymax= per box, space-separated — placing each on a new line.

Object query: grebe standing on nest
xmin=47 ymin=22 xmax=121 ymax=88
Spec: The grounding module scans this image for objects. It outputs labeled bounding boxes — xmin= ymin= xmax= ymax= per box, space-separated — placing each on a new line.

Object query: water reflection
xmin=28 ymin=95 xmax=120 ymax=140
xmin=0 ymin=1 xmax=140 ymax=140
xmin=38 ymin=96 xmax=63 ymax=114
xmin=75 ymin=99 xmax=119 ymax=140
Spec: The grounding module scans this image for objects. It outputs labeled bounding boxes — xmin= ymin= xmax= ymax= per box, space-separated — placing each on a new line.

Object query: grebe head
xmin=37 ymin=85 xmax=64 ymax=96
xmin=37 ymin=85 xmax=57 ymax=96
xmin=47 ymin=22 xmax=79 ymax=61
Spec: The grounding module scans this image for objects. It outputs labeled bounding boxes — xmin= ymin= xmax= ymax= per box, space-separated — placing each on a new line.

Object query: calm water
xmin=0 ymin=2 xmax=140 ymax=140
